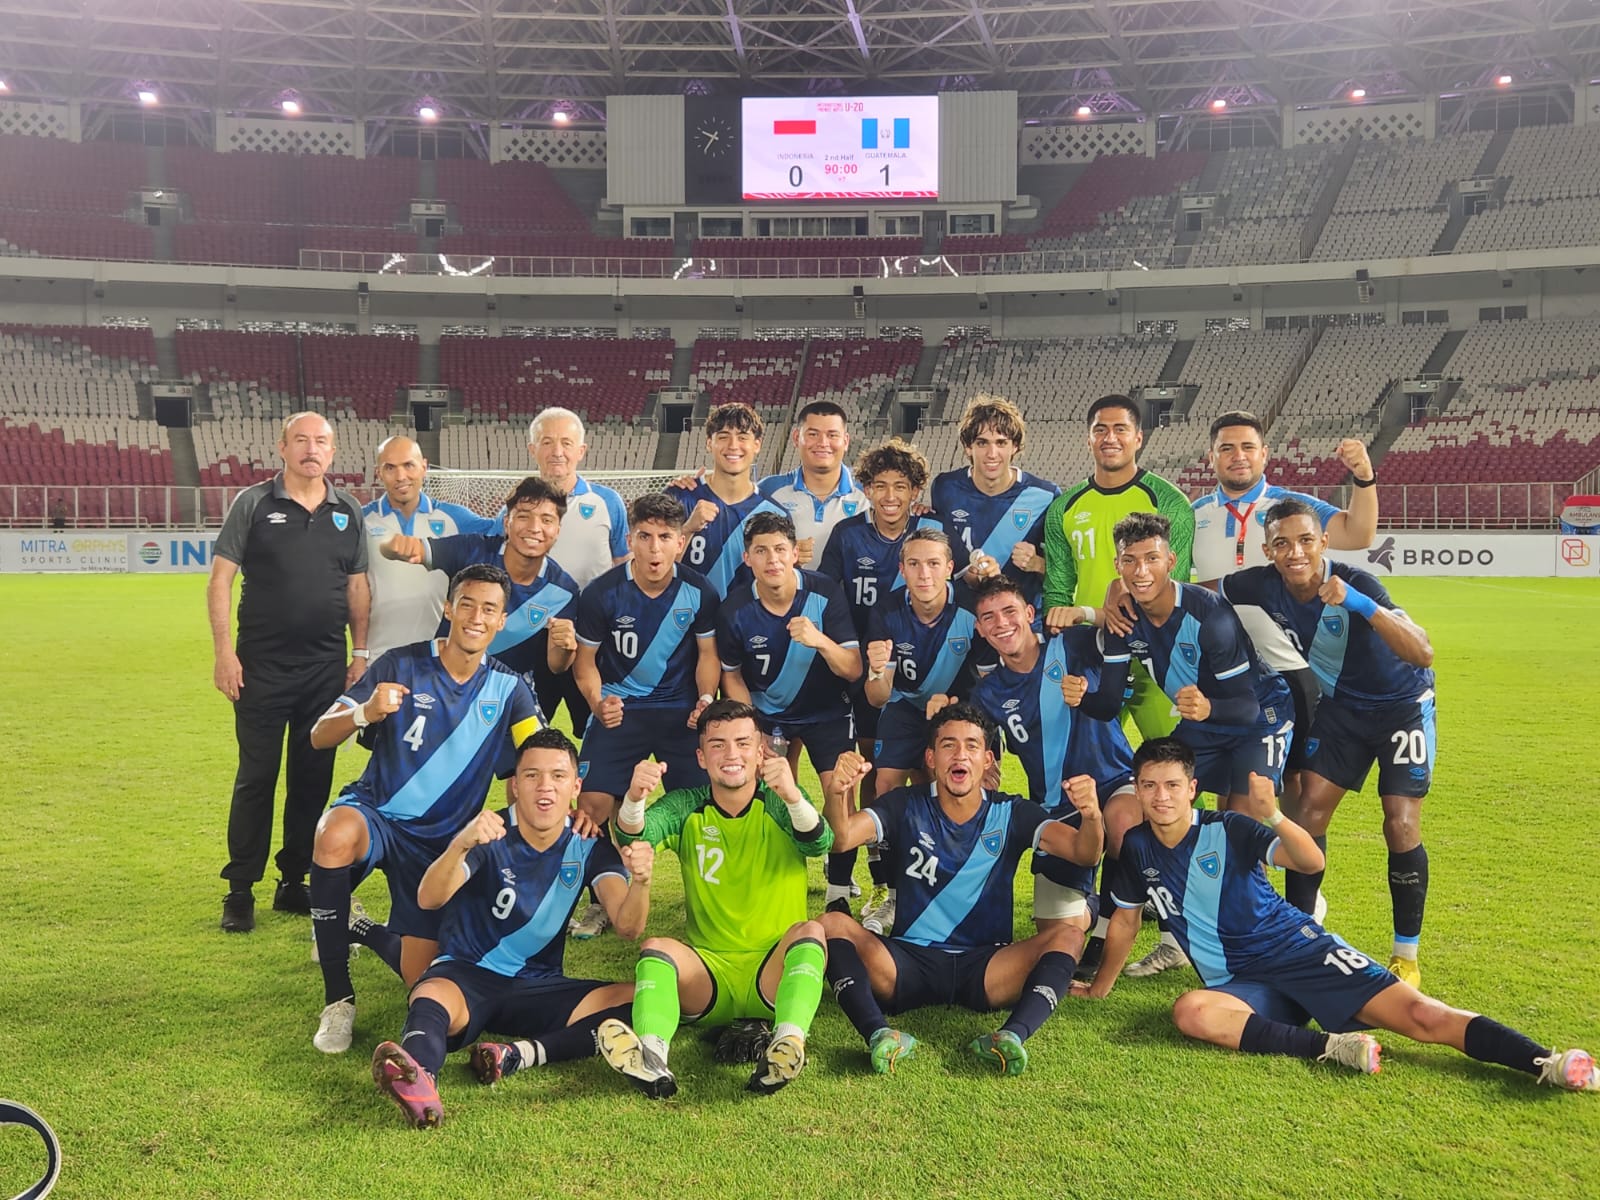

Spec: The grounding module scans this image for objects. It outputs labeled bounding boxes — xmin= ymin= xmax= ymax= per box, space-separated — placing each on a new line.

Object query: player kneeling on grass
xmin=1075 ymin=738 xmax=1597 ymax=1092
xmin=371 ymin=729 xmax=653 ymax=1128
xmin=820 ymin=704 xmax=1103 ymax=1077
xmin=307 ymin=564 xmax=544 ymax=1055
xmin=597 ymin=700 xmax=833 ymax=1098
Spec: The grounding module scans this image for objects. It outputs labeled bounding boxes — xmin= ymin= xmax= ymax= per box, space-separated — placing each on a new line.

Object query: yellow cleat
xmin=1387 ymin=955 xmax=1421 ymax=988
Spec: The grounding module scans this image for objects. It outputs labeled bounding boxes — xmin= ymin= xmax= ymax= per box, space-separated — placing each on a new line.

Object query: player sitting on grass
xmin=306 ymin=564 xmax=545 ymax=1055
xmin=1076 ymin=738 xmax=1597 ymax=1092
xmin=819 ymin=704 xmax=1103 ymax=1077
xmin=370 ymin=729 xmax=653 ymax=1128
xmin=596 ymin=700 xmax=833 ymax=1098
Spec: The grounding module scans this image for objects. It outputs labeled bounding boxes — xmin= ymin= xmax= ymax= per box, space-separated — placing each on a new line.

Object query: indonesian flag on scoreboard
xmin=773 ymin=120 xmax=817 ymax=135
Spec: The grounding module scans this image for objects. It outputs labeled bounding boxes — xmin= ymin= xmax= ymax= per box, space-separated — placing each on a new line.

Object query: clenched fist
xmin=1174 ymin=684 xmax=1211 ymax=722
xmin=362 ymin=681 xmax=410 ymax=724
xmin=627 ymin=759 xmax=669 ymax=803
xmin=595 ymin=695 xmax=625 ymax=729
xmin=618 ymin=840 xmax=656 ymax=886
xmin=1061 ymin=774 xmax=1098 ymax=816
xmin=1060 ymin=674 xmax=1089 ymax=707
xmin=548 ymin=617 xmax=577 ymax=653
xmin=453 ymin=808 xmax=507 ymax=851
xmin=866 ymin=640 xmax=894 ymax=675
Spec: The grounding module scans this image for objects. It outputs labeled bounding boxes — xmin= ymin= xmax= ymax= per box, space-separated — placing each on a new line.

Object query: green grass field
xmin=2 ymin=575 xmax=1597 ymax=1200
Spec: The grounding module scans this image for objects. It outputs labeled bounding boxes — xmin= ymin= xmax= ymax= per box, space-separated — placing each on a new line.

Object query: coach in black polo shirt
xmin=207 ymin=411 xmax=371 ymax=933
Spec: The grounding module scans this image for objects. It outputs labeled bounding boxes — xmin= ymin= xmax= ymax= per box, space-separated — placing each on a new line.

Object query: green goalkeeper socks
xmin=772 ymin=938 xmax=826 ymax=1037
xmin=632 ymin=950 xmax=682 ymax=1044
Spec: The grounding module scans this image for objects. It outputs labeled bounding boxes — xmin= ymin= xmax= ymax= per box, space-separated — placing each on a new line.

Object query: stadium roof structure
xmin=1 ymin=0 xmax=1600 ymax=125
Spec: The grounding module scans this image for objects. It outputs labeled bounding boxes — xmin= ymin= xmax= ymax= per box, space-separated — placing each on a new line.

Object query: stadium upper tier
xmin=440 ymin=334 xmax=674 ymax=423
xmin=7 ymin=125 xmax=1600 ymax=274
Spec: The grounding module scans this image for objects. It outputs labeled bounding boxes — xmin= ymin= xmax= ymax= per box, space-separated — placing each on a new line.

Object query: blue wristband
xmin=1341 ymin=586 xmax=1379 ymax=621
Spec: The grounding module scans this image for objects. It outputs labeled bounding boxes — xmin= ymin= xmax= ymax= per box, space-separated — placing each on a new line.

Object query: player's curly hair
xmin=925 ymin=701 xmax=999 ymax=750
xmin=745 ymin=511 xmax=797 ymax=543
xmin=447 ymin=562 xmax=512 ymax=604
xmin=855 ymin=437 xmax=929 ymax=491
xmin=705 ymin=402 xmax=765 ymax=440
xmin=1112 ymin=510 xmax=1170 ymax=551
xmin=628 ymin=491 xmax=689 ymax=529
xmin=515 ymin=727 xmax=579 ymax=768
xmin=1132 ymin=736 xmax=1196 ymax=780
xmin=504 ymin=474 xmax=568 ymax=517
xmin=958 ymin=393 xmax=1026 ymax=453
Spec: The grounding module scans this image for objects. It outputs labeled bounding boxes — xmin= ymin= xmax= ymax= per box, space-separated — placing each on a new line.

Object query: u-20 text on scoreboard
xmin=741 ymin=96 xmax=939 ymax=201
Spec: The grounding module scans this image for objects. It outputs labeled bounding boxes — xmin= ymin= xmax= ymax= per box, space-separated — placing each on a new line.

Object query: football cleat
xmin=469 ymin=1041 xmax=519 ymax=1085
xmin=862 ymin=889 xmax=896 ymax=936
xmin=850 ymin=880 xmax=863 ymax=899
xmin=313 ymin=999 xmax=356 ymax=1054
xmin=969 ymin=1030 xmax=1029 ymax=1077
xmin=747 ymin=1032 xmax=807 ymax=1095
xmin=868 ymin=1028 xmax=917 ymax=1075
xmin=1124 ymin=940 xmax=1190 ymax=978
xmin=219 ymin=890 xmax=255 ymax=933
xmin=1386 ymin=955 xmax=1421 ymax=988
xmin=1319 ymin=1031 xmax=1382 ymax=1075
xmin=372 ymin=1041 xmax=443 ymax=1128
xmin=568 ymin=902 xmax=610 ymax=940
xmin=712 ymin=1019 xmax=773 ymax=1065
xmin=1534 ymin=1049 xmax=1599 ymax=1091
xmin=824 ymin=897 xmax=853 ymax=917
xmin=597 ymin=1018 xmax=677 ymax=1099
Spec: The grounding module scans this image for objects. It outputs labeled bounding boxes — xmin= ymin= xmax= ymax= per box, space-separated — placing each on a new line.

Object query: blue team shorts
xmin=1210 ymin=928 xmax=1399 ymax=1034
xmin=416 ymin=959 xmax=613 ymax=1051
xmin=578 ymin=705 xmax=708 ymax=797
xmin=872 ymin=700 xmax=929 ymax=772
xmin=1304 ymin=692 xmax=1437 ymax=799
xmin=782 ymin=717 xmax=856 ymax=778
xmin=882 ymin=937 xmax=1003 ymax=1014
xmin=1187 ymin=717 xmax=1294 ymax=798
xmin=1031 ymin=805 xmax=1097 ymax=893
xmin=335 ymin=799 xmax=447 ymax=941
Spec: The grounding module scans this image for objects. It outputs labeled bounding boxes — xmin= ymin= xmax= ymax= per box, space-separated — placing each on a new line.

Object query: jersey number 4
xmin=401 ymin=715 xmax=427 ymax=752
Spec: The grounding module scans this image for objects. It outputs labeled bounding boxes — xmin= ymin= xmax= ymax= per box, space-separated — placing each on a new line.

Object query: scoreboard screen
xmin=740 ymin=96 xmax=939 ymax=201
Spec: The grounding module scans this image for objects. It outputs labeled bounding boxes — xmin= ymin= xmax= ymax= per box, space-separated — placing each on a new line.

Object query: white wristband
xmin=1264 ymin=809 xmax=1285 ymax=827
xmin=784 ymin=796 xmax=821 ymax=835
xmin=350 ymin=701 xmax=372 ymax=729
xmin=697 ymin=693 xmax=714 ymax=706
xmin=350 ymin=649 xmax=370 ymax=659
xmin=619 ymin=795 xmax=646 ymax=830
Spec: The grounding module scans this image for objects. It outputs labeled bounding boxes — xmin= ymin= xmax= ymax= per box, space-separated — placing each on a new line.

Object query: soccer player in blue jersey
xmin=380 ymin=476 xmax=581 ymax=719
xmin=573 ymin=492 xmax=721 ymax=833
xmin=305 ymin=564 xmax=545 ymax=1054
xmin=969 ymin=576 xmax=1135 ymax=972
xmin=818 ymin=437 xmax=942 ymax=922
xmin=1221 ymin=498 xmax=1436 ymax=986
xmin=369 ymin=729 xmax=655 ymax=1128
xmin=361 ymin=435 xmax=500 ymax=660
xmin=1077 ymin=739 xmax=1597 ymax=1093
xmin=929 ymin=395 xmax=1058 ymax=600
xmin=864 ymin=528 xmax=987 ymax=800
xmin=757 ymin=400 xmax=867 ymax=564
xmin=820 ymin=705 xmax=1103 ymax=1076
xmin=672 ymin=402 xmax=789 ymax=597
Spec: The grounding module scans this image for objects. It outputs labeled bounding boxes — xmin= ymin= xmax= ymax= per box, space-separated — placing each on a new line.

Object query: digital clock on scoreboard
xmin=740 ymin=96 xmax=939 ymax=201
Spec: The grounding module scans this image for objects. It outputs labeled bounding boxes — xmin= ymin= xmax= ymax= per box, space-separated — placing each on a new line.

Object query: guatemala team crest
xmin=527 ymin=605 xmax=549 ymax=630
xmin=980 ymin=830 xmax=1003 ymax=857
xmin=429 ymin=518 xmax=446 ymax=536
xmin=331 ymin=512 xmax=349 ymax=531
xmin=1305 ymin=738 xmax=1320 ymax=758
xmin=1197 ymin=852 xmax=1221 ymax=879
xmin=1178 ymin=642 xmax=1198 ymax=666
xmin=1046 ymin=661 xmax=1064 ymax=682
xmin=558 ymin=861 xmax=580 ymax=889
xmin=949 ymin=637 xmax=970 ymax=656
xmin=579 ymin=503 xmax=597 ymax=520
xmin=673 ymin=607 xmax=693 ymax=630
xmin=477 ymin=699 xmax=501 ymax=725
xmin=1322 ymin=614 xmax=1346 ymax=637
xmin=1011 ymin=509 xmax=1032 ymax=531
xmin=843 ymin=500 xmax=860 ymax=517
xmin=578 ymin=761 xmax=591 ymax=779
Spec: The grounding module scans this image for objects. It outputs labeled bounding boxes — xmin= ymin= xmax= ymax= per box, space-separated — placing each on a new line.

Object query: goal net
xmin=422 ymin=468 xmax=689 ymax=518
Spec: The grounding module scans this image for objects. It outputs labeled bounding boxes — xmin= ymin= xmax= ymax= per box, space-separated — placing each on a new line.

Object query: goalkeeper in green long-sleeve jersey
xmin=597 ymin=699 xmax=833 ymax=1098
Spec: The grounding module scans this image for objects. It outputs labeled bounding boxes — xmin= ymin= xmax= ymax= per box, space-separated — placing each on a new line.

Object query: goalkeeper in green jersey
xmin=597 ymin=699 xmax=833 ymax=1098
xmin=1042 ymin=393 xmax=1196 ymax=740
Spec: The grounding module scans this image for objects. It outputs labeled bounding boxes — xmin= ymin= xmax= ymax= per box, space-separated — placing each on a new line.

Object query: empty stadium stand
xmin=439 ymin=334 xmax=673 ymax=422
xmin=0 ymin=325 xmax=155 ymax=418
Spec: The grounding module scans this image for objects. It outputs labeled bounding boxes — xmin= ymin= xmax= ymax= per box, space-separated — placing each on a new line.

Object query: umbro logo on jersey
xmin=1143 ymin=867 xmax=1162 ymax=879
xmin=1322 ymin=614 xmax=1345 ymax=637
xmin=477 ymin=699 xmax=501 ymax=725
xmin=501 ymin=868 xmax=516 ymax=884
xmin=1197 ymin=852 xmax=1220 ymax=879
xmin=366 ymin=523 xmax=387 ymax=536
xmin=918 ymin=832 xmax=935 ymax=851
xmin=951 ymin=509 xmax=970 ymax=520
xmin=558 ymin=862 xmax=580 ymax=889
xmin=412 ymin=693 xmax=436 ymax=710
xmin=896 ymin=642 xmax=915 ymax=656
xmin=331 ymin=512 xmax=350 ymax=531
xmin=750 ymin=636 xmax=769 ymax=648
xmin=702 ymin=826 xmax=721 ymax=842
xmin=1196 ymin=515 xmax=1213 ymax=530
xmin=579 ymin=503 xmax=597 ymax=520
xmin=616 ymin=615 xmax=636 ymax=627
xmin=267 ymin=512 xmax=288 ymax=524
xmin=1128 ymin=641 xmax=1149 ymax=653
xmin=1074 ymin=511 xmax=1092 ymax=524
xmin=857 ymin=557 xmax=875 ymax=569
xmin=1003 ymin=699 xmax=1020 ymax=711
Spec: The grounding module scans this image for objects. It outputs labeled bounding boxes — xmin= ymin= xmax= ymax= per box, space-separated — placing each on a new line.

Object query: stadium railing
xmin=2 ymin=480 xmax=1592 ymax=532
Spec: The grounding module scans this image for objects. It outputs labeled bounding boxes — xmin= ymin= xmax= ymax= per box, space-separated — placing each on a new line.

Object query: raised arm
xmin=595 ymin=842 xmax=654 ymax=940
xmin=823 ymin=752 xmax=882 ymax=854
xmin=1321 ymin=573 xmax=1432 ymax=668
xmin=1326 ymin=439 xmax=1378 ymax=549
xmin=1035 ymin=776 xmax=1106 ymax=867
xmin=417 ymin=810 xmax=506 ymax=911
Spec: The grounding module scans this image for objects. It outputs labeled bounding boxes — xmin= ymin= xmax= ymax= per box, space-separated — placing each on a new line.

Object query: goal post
xmin=422 ymin=468 xmax=692 ymax=518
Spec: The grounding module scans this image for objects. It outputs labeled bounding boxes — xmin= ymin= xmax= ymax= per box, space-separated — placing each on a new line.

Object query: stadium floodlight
xmin=281 ymin=99 xmax=301 ymax=115
xmin=138 ymin=89 xmax=158 ymax=105
xmin=1350 ymin=88 xmax=1367 ymax=100
xmin=0 ymin=79 xmax=8 ymax=92
xmin=418 ymin=104 xmax=439 ymax=122
xmin=1076 ymin=105 xmax=1092 ymax=117
xmin=552 ymin=110 xmax=571 ymax=124
xmin=1496 ymin=74 xmax=1513 ymax=86
xmin=1210 ymin=98 xmax=1227 ymax=110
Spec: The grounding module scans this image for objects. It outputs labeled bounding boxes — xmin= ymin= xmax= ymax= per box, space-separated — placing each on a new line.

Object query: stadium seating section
xmin=439 ymin=334 xmax=673 ymax=423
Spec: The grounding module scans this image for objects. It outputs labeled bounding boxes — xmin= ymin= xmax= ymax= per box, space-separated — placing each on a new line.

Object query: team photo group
xmin=206 ymin=392 xmax=1597 ymax=1128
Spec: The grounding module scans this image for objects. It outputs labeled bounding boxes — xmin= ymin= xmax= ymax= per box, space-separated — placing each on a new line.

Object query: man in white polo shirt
xmin=527 ymin=407 xmax=630 ymax=589
xmin=361 ymin=436 xmax=499 ymax=661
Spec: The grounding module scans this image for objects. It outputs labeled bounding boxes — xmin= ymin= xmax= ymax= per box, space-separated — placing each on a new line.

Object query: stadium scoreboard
xmin=740 ymin=97 xmax=939 ymax=201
